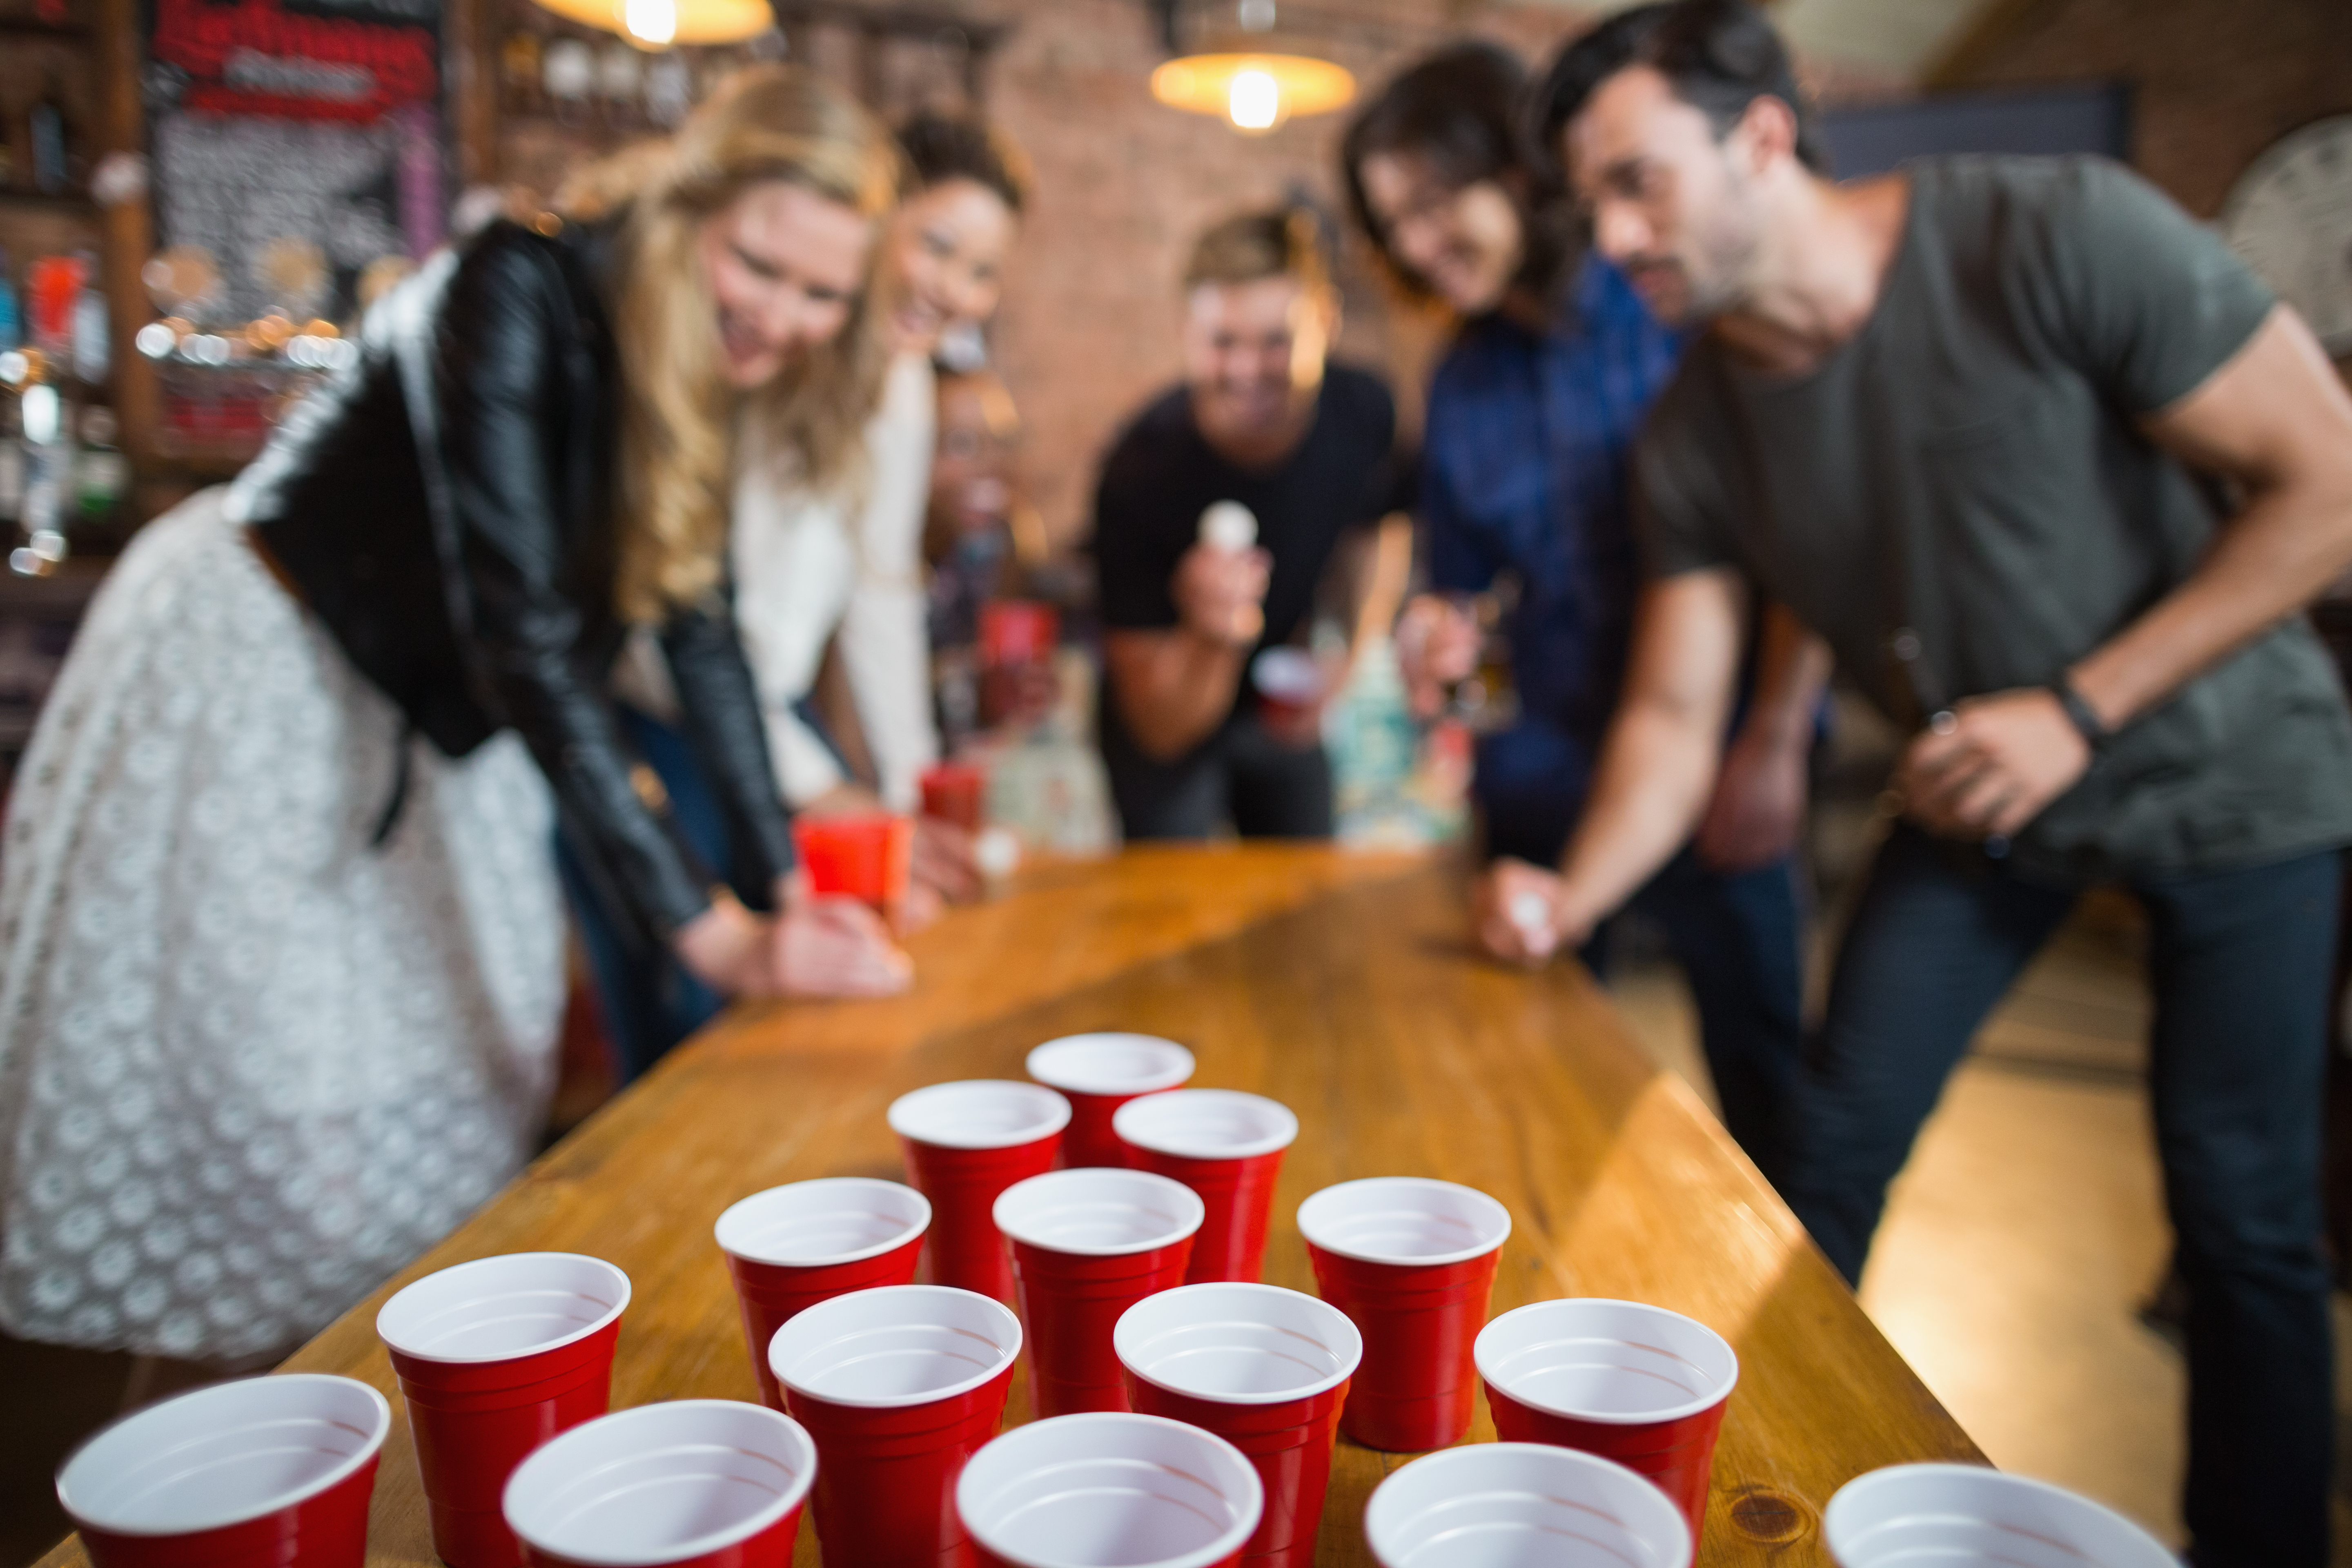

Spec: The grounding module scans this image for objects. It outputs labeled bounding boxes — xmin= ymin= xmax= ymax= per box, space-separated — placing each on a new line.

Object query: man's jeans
xmin=1783 ymin=822 xmax=2342 ymax=1568
xmin=1478 ymin=718 xmax=1807 ymax=1182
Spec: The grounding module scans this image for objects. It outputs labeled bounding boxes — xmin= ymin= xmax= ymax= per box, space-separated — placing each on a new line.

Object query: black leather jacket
xmin=232 ymin=216 xmax=794 ymax=949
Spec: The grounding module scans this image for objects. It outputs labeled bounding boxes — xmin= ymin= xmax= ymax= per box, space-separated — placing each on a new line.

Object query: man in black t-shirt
xmin=1093 ymin=209 xmax=1407 ymax=839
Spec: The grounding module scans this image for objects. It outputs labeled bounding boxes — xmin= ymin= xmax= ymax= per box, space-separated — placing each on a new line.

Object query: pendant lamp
xmin=1148 ymin=0 xmax=1354 ymax=134
xmin=532 ymin=0 xmax=770 ymax=49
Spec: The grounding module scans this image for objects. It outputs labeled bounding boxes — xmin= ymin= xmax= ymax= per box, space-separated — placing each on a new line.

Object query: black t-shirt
xmin=1093 ymin=364 xmax=1405 ymax=747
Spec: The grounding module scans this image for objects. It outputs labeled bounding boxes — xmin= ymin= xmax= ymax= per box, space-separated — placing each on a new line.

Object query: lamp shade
xmin=530 ymin=0 xmax=771 ymax=49
xmin=1150 ymin=51 xmax=1355 ymax=133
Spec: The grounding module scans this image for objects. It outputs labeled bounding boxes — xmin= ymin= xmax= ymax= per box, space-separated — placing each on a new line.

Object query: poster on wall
xmin=141 ymin=0 xmax=447 ymax=328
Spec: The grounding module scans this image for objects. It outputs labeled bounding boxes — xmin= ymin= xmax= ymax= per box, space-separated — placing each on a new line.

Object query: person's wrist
xmin=2050 ymin=676 xmax=2109 ymax=751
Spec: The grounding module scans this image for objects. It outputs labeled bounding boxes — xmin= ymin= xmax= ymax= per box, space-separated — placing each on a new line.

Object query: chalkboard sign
xmin=141 ymin=0 xmax=446 ymax=325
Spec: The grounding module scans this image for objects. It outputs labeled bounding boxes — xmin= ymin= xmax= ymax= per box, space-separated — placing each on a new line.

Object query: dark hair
xmin=1536 ymin=0 xmax=1826 ymax=174
xmin=1183 ymin=205 xmax=1331 ymax=296
xmin=1339 ymin=41 xmax=1581 ymax=306
xmin=895 ymin=111 xmax=1032 ymax=214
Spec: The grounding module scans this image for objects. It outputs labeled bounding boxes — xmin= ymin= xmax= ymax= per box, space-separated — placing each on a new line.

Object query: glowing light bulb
xmin=1228 ymin=68 xmax=1280 ymax=131
xmin=623 ymin=0 xmax=675 ymax=46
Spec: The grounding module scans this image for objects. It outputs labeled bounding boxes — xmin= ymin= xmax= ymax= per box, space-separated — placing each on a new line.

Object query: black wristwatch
xmin=2051 ymin=678 xmax=2109 ymax=750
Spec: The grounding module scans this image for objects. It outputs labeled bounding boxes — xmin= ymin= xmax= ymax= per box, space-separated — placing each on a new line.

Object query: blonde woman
xmin=0 ymin=67 xmax=908 ymax=1366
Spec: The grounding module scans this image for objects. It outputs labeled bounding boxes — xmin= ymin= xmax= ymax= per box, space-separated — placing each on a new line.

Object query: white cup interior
xmin=1824 ymin=1464 xmax=2180 ymax=1568
xmin=995 ymin=1168 xmax=1205 ymax=1256
xmin=768 ymin=1285 xmax=1022 ymax=1409
xmin=1025 ymin=1035 xmax=1196 ymax=1098
xmin=1112 ymin=1090 xmax=1298 ymax=1162
xmin=376 ymin=1252 xmax=631 ymax=1363
xmin=1296 ymin=1177 xmax=1512 ymax=1267
xmin=502 ymin=1399 xmax=817 ymax=1566
xmin=1250 ymin=648 xmax=1323 ymax=702
xmin=1474 ymin=1299 xmax=1737 ymax=1426
xmin=715 ymin=1178 xmax=931 ymax=1267
xmin=958 ymin=1412 xmax=1264 ymax=1568
xmin=889 ymin=1080 xmax=1073 ymax=1151
xmin=57 ymin=1374 xmax=391 ymax=1536
xmin=1115 ymin=1282 xmax=1362 ymax=1405
xmin=1363 ymin=1443 xmax=1693 ymax=1568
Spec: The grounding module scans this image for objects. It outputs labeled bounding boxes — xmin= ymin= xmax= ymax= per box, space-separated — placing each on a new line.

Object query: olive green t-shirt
xmin=1638 ymin=154 xmax=2352 ymax=882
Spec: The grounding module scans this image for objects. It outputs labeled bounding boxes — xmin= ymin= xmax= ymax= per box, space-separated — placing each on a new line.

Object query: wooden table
xmin=40 ymin=845 xmax=1981 ymax=1567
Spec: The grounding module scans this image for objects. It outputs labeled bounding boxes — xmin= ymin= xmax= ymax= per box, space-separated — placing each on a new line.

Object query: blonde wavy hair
xmin=577 ymin=67 xmax=901 ymax=623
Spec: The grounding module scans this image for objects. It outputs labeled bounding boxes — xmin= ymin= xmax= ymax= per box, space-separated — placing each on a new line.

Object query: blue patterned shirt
xmin=1420 ymin=258 xmax=1682 ymax=750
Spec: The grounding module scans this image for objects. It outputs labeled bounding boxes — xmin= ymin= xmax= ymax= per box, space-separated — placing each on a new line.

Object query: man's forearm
xmin=1107 ymin=629 xmax=1248 ymax=760
xmin=1555 ymin=701 xmax=1724 ymax=933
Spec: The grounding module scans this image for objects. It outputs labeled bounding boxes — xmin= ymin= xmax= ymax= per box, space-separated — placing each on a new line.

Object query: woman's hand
xmin=913 ymin=815 xmax=983 ymax=904
xmin=675 ymin=888 xmax=911 ymax=999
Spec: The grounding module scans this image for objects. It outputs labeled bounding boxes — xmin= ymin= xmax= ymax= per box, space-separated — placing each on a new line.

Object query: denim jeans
xmin=1102 ymin=708 xmax=1334 ymax=841
xmin=1782 ymin=822 xmax=2342 ymax=1568
xmin=1477 ymin=718 xmax=1808 ymax=1183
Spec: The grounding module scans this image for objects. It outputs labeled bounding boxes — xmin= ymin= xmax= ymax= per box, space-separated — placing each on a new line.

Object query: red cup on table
xmin=715 ymin=1176 xmax=931 ymax=1409
xmin=1824 ymin=1463 xmax=2179 ymax=1568
xmin=1249 ymin=647 xmax=1326 ymax=732
xmin=921 ymin=761 xmax=989 ymax=833
xmin=1296 ymin=1176 xmax=1512 ymax=1452
xmin=56 ymin=1373 xmax=390 ymax=1568
xmin=1025 ymin=1032 xmax=1196 ymax=1169
xmin=957 ymin=1412 xmax=1263 ymax=1568
xmin=1115 ymin=1283 xmax=1362 ymax=1568
xmin=376 ymin=1252 xmax=632 ymax=1568
xmin=769 ymin=1284 xmax=1022 ymax=1568
xmin=793 ymin=813 xmax=914 ymax=911
xmin=1474 ymin=1297 xmax=1740 ymax=1548
xmin=993 ymin=1167 xmax=1204 ymax=1417
xmin=502 ymin=1400 xmax=818 ymax=1568
xmin=1363 ymin=1442 xmax=1692 ymax=1568
xmin=1114 ymin=1089 xmax=1298 ymax=1284
xmin=890 ymin=1079 xmax=1071 ymax=1300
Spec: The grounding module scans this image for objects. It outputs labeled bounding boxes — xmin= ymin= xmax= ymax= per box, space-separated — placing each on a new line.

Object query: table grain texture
xmin=38 ymin=844 xmax=1982 ymax=1568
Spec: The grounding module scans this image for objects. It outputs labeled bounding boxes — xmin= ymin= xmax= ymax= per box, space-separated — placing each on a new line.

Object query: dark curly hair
xmin=1535 ymin=0 xmax=1826 ymax=176
xmin=1339 ymin=41 xmax=1582 ymax=309
xmin=895 ymin=111 xmax=1033 ymax=214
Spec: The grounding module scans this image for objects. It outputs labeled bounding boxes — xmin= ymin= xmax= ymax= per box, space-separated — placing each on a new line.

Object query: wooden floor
xmin=1613 ymin=911 xmax=2352 ymax=1563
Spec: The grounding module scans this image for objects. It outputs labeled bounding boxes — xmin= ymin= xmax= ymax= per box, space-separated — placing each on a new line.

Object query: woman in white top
xmin=579 ymin=112 xmax=1029 ymax=1077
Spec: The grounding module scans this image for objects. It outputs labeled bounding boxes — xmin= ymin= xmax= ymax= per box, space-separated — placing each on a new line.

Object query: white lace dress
xmin=0 ymin=491 xmax=565 ymax=1360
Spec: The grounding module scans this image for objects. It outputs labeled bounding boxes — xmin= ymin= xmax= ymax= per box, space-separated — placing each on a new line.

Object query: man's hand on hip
xmin=1898 ymin=687 xmax=2091 ymax=841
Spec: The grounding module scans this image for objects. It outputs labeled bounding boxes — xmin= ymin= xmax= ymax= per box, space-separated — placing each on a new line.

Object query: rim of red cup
xmin=1362 ymin=1441 xmax=1693 ymax=1568
xmin=1295 ymin=1176 xmax=1513 ymax=1268
xmin=715 ymin=1178 xmax=933 ymax=1267
xmin=1250 ymin=647 xmax=1324 ymax=702
xmin=889 ymin=1080 xmax=1073 ymax=1151
xmin=1112 ymin=1088 xmax=1298 ymax=1161
xmin=1024 ymin=1033 xmax=1197 ymax=1098
xmin=1115 ymin=1281 xmax=1362 ymax=1407
xmin=957 ymin=1412 xmax=1265 ymax=1568
xmin=377 ymin=1252 xmax=632 ymax=1365
xmin=1473 ymin=1297 xmax=1739 ymax=1427
xmin=994 ymin=1167 xmax=1206 ymax=1257
xmin=502 ymin=1399 xmax=819 ymax=1567
xmin=56 ymin=1373 xmax=392 ymax=1537
xmin=768 ymin=1283 xmax=1022 ymax=1409
xmin=1822 ymin=1463 xmax=2180 ymax=1568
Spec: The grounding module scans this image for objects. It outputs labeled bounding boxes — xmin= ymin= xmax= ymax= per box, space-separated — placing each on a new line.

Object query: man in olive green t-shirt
xmin=1488 ymin=3 xmax=2352 ymax=1564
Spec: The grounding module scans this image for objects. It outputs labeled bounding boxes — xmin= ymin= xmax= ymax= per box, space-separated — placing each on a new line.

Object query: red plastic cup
xmin=1824 ymin=1464 xmax=2180 ymax=1568
xmin=376 ymin=1252 xmax=632 ymax=1568
xmin=993 ymin=1168 xmax=1204 ymax=1417
xmin=958 ymin=1412 xmax=1263 ymax=1568
xmin=57 ymin=1373 xmax=390 ymax=1568
xmin=890 ymin=1080 xmax=1071 ymax=1300
xmin=1113 ymin=1090 xmax=1298 ymax=1285
xmin=715 ymin=1177 xmax=932 ymax=1410
xmin=793 ymin=813 xmax=914 ymax=911
xmin=1115 ymin=1283 xmax=1362 ymax=1568
xmin=1474 ymin=1298 xmax=1740 ymax=1547
xmin=1025 ymin=1033 xmax=1196 ymax=1170
xmin=1249 ymin=648 xmax=1325 ymax=731
xmin=769 ymin=1284 xmax=1022 ymax=1568
xmin=1296 ymin=1176 xmax=1512 ymax=1452
xmin=1363 ymin=1443 xmax=1692 ymax=1568
xmin=502 ymin=1400 xmax=818 ymax=1568
xmin=979 ymin=601 xmax=1059 ymax=666
xmin=921 ymin=762 xmax=989 ymax=832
